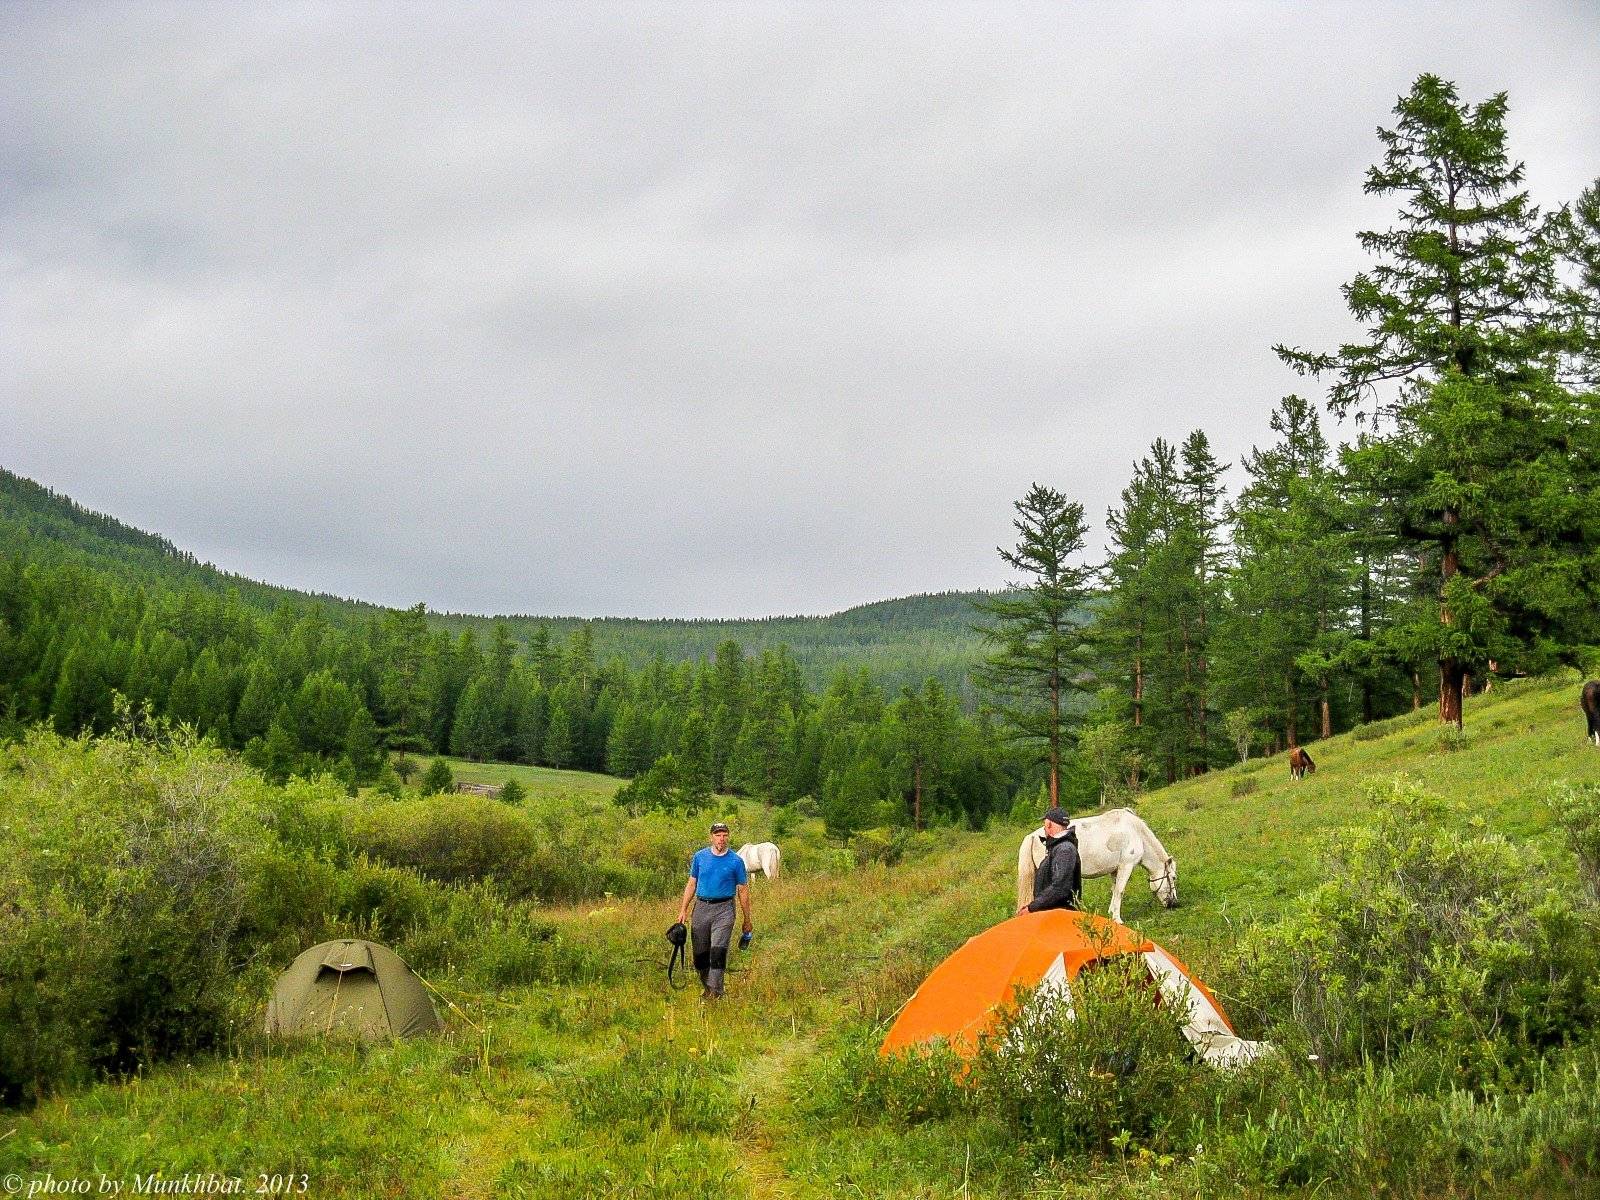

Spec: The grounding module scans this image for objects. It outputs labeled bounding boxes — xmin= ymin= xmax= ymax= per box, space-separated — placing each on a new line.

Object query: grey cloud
xmin=3 ymin=2 xmax=1598 ymax=617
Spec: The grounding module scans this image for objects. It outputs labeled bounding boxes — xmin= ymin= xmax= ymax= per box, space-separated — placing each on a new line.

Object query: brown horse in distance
xmin=1582 ymin=681 xmax=1600 ymax=747
xmin=1288 ymin=746 xmax=1316 ymax=780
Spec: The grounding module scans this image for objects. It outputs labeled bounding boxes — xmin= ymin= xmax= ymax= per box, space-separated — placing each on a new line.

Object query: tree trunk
xmin=1412 ymin=668 xmax=1422 ymax=711
xmin=1438 ymin=658 xmax=1465 ymax=728
xmin=1438 ymin=506 xmax=1463 ymax=726
xmin=1360 ymin=558 xmax=1375 ymax=723
xmin=1285 ymin=674 xmax=1299 ymax=748
xmin=1048 ymin=671 xmax=1060 ymax=809
xmin=1132 ymin=639 xmax=1144 ymax=728
xmin=1319 ymin=679 xmax=1332 ymax=740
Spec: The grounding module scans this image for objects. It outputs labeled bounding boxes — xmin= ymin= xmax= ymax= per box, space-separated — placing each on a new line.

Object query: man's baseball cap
xmin=1042 ymin=806 xmax=1071 ymax=827
xmin=710 ymin=821 xmax=730 ymax=833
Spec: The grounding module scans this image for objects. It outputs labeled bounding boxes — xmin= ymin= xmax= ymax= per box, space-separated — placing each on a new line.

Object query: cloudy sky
xmin=4 ymin=3 xmax=1597 ymax=618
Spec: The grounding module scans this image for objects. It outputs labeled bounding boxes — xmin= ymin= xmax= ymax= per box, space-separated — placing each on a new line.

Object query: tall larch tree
xmin=975 ymin=483 xmax=1096 ymax=808
xmin=1278 ymin=75 xmax=1600 ymax=726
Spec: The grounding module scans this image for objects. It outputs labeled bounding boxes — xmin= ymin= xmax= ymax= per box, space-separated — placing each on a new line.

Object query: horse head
xmin=1149 ymin=856 xmax=1179 ymax=907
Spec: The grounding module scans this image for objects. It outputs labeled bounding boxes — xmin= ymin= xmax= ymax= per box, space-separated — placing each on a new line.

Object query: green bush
xmin=612 ymin=752 xmax=711 ymax=816
xmin=1229 ymin=775 xmax=1259 ymax=797
xmin=0 ymin=730 xmax=272 ymax=1102
xmin=1234 ymin=780 xmax=1600 ymax=1086
xmin=1550 ymin=781 xmax=1600 ymax=905
xmin=419 ymin=757 xmax=453 ymax=795
xmin=0 ymin=728 xmax=604 ymax=1105
xmin=0 ymin=887 xmax=112 ymax=1105
xmin=795 ymin=1024 xmax=971 ymax=1127
xmin=348 ymin=796 xmax=541 ymax=894
xmin=1200 ymin=1041 xmax=1600 ymax=1195
xmin=970 ymin=960 xmax=1213 ymax=1158
xmin=851 ymin=826 xmax=911 ymax=866
xmin=399 ymin=883 xmax=594 ymax=986
xmin=1350 ymin=709 xmax=1433 ymax=742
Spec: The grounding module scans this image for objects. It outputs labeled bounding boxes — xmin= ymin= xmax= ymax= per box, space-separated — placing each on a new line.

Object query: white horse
xmin=737 ymin=842 xmax=781 ymax=880
xmin=1016 ymin=809 xmax=1177 ymax=924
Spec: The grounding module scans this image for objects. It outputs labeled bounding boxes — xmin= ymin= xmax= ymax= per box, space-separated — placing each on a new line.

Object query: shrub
xmin=348 ymin=796 xmax=541 ymax=895
xmin=497 ymin=777 xmax=526 ymax=806
xmin=0 ymin=886 xmax=112 ymax=1105
xmin=1349 ymin=709 xmax=1432 ymax=742
xmin=1235 ymin=780 xmax=1600 ymax=1086
xmin=795 ymin=1024 xmax=971 ymax=1127
xmin=612 ymin=753 xmax=711 ymax=816
xmin=1229 ymin=776 xmax=1259 ymax=798
xmin=0 ymin=730 xmax=270 ymax=1102
xmin=1201 ymin=1041 xmax=1600 ymax=1195
xmin=0 ymin=728 xmax=605 ymax=1104
xmin=970 ymin=959 xmax=1212 ymax=1158
xmin=419 ymin=757 xmax=454 ymax=795
xmin=1550 ymin=781 xmax=1600 ymax=906
xmin=617 ymin=816 xmax=694 ymax=883
xmin=399 ymin=883 xmax=595 ymax=986
xmin=851 ymin=826 xmax=911 ymax=866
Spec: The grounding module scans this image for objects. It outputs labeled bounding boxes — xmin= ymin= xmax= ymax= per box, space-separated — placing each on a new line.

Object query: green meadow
xmin=407 ymin=753 xmax=626 ymax=802
xmin=4 ymin=675 xmax=1600 ymax=1198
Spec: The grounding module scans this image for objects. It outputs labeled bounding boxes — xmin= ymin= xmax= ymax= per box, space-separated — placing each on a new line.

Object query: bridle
xmin=1149 ymin=858 xmax=1178 ymax=902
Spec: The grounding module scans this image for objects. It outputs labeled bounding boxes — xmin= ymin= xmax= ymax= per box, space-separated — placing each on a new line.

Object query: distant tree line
xmin=980 ymin=75 xmax=1600 ymax=797
xmin=0 ymin=561 xmax=1022 ymax=833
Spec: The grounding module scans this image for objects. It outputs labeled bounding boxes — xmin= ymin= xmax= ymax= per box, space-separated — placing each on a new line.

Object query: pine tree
xmin=1278 ymin=75 xmax=1599 ymax=726
xmin=344 ymin=704 xmax=382 ymax=783
xmin=420 ymin=756 xmax=454 ymax=796
xmin=975 ymin=484 xmax=1096 ymax=807
xmin=1214 ymin=397 xmax=1356 ymax=746
xmin=892 ymin=679 xmax=959 ymax=829
xmin=377 ymin=603 xmax=432 ymax=752
xmin=1098 ymin=441 xmax=1220 ymax=781
xmin=605 ymin=702 xmax=654 ymax=778
xmin=543 ymin=691 xmax=576 ymax=770
xmin=233 ymin=660 xmax=280 ymax=745
xmin=293 ymin=669 xmax=359 ymax=757
xmin=1552 ymin=176 xmax=1600 ymax=389
xmin=451 ymin=676 xmax=499 ymax=761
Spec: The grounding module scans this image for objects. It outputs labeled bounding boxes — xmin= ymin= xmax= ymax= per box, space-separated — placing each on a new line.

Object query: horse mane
xmin=1108 ymin=807 xmax=1170 ymax=865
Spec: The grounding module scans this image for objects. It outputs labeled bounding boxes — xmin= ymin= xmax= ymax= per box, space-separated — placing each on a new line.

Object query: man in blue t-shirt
xmin=675 ymin=821 xmax=753 ymax=999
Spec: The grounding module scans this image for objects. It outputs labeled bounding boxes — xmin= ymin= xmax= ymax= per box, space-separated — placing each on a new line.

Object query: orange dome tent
xmin=881 ymin=909 xmax=1267 ymax=1068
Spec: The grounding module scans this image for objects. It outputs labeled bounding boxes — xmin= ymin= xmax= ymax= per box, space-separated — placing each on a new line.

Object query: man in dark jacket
xmin=1017 ymin=806 xmax=1082 ymax=914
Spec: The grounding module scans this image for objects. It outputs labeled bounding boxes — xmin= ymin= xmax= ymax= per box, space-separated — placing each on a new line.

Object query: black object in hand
xmin=739 ymin=930 xmax=753 ymax=950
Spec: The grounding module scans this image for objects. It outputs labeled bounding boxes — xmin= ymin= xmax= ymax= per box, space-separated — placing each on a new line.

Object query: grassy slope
xmin=5 ymin=675 xmax=1597 ymax=1197
xmin=409 ymin=753 xmax=624 ymax=801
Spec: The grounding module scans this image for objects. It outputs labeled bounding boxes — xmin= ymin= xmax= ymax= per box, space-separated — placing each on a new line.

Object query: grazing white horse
xmin=737 ymin=841 xmax=781 ymax=880
xmin=1016 ymin=809 xmax=1177 ymax=924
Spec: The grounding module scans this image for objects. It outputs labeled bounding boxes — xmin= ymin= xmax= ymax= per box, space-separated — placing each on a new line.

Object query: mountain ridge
xmin=0 ymin=465 xmax=999 ymax=693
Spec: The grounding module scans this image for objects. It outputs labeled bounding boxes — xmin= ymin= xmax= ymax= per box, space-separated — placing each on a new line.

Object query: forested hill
xmin=0 ymin=467 xmax=995 ymax=695
xmin=429 ymin=591 xmax=994 ymax=699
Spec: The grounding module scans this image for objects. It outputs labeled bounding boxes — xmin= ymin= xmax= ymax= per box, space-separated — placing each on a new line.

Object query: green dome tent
xmin=266 ymin=939 xmax=441 ymax=1040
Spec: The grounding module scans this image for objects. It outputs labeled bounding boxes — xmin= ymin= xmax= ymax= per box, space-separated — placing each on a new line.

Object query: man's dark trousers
xmin=691 ymin=898 xmax=736 ymax=995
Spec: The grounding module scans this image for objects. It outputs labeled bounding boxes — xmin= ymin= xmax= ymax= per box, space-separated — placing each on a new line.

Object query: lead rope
xmin=667 ymin=935 xmax=691 ymax=989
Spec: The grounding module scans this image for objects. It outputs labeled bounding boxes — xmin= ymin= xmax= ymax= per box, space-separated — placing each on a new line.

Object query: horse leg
xmin=1107 ymin=860 xmax=1136 ymax=924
